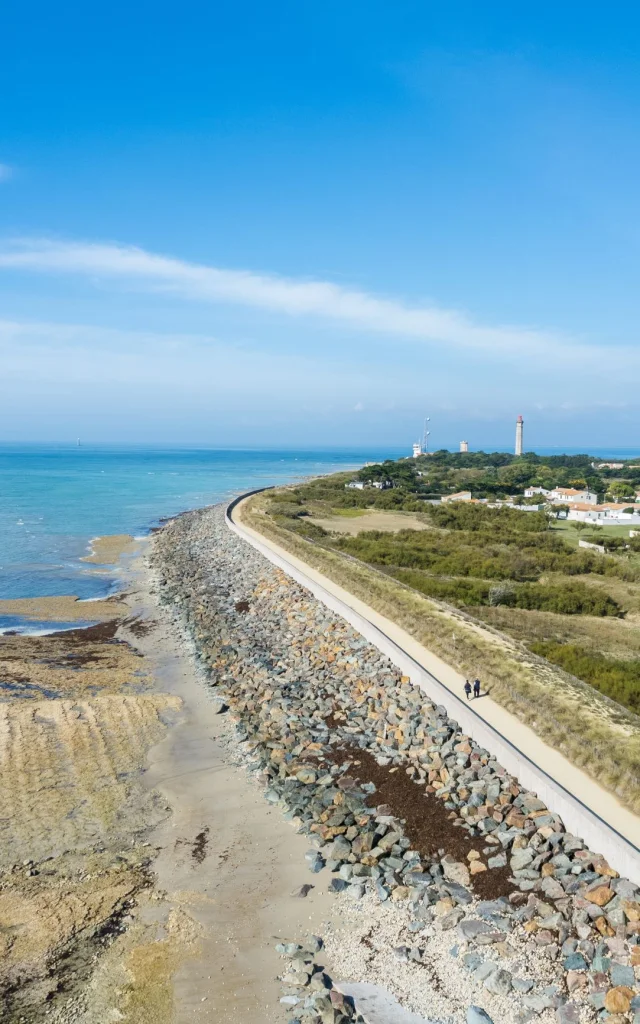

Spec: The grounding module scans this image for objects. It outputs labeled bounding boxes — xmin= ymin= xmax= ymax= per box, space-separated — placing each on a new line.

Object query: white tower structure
xmin=460 ymin=440 xmax=468 ymax=453
xmin=515 ymin=415 xmax=524 ymax=456
xmin=411 ymin=417 xmax=431 ymax=458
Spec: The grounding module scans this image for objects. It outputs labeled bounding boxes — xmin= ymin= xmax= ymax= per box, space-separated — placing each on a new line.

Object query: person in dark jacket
xmin=464 ymin=679 xmax=472 ymax=700
xmin=473 ymin=678 xmax=481 ymax=698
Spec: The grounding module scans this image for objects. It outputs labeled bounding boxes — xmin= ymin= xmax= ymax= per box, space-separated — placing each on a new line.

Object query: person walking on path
xmin=473 ymin=678 xmax=481 ymax=698
xmin=464 ymin=679 xmax=472 ymax=700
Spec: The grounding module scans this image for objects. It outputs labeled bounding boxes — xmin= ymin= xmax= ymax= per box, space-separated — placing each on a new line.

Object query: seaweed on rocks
xmin=151 ymin=504 xmax=640 ymax=1016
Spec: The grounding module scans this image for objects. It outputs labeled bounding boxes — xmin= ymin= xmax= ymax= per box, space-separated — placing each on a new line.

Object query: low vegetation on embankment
xmin=240 ymin=467 xmax=640 ymax=813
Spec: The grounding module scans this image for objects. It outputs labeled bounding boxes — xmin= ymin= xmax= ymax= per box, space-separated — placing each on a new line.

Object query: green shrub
xmin=530 ymin=642 xmax=640 ymax=714
xmin=489 ymin=582 xmax=516 ymax=606
xmin=513 ymin=582 xmax=620 ymax=616
xmin=389 ymin=570 xmax=491 ymax=606
xmin=272 ymin=515 xmax=328 ymax=540
xmin=388 ymin=571 xmax=620 ymax=616
xmin=268 ymin=500 xmax=307 ymax=518
xmin=331 ymin=527 xmax=637 ymax=583
xmin=425 ymin=502 xmax=549 ymax=534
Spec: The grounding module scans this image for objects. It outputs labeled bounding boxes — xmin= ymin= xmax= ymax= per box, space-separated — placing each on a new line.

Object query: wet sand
xmin=81 ymin=533 xmax=140 ymax=564
xmin=114 ymin=573 xmax=339 ymax=1024
xmin=0 ymin=598 xmax=178 ymax=1019
xmin=0 ymin=533 xmax=341 ymax=1023
xmin=0 ymin=593 xmax=129 ymax=621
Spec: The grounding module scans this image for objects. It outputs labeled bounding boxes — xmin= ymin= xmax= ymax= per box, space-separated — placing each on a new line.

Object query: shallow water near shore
xmin=0 ymin=443 xmax=402 ymax=616
xmin=0 ymin=443 xmax=403 ymax=636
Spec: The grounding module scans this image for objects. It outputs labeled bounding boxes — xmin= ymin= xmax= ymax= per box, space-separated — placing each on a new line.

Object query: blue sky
xmin=2 ymin=1 xmax=640 ymax=448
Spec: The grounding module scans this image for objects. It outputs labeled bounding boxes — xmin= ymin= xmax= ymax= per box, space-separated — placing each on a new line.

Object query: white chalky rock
xmin=334 ymin=982 xmax=439 ymax=1024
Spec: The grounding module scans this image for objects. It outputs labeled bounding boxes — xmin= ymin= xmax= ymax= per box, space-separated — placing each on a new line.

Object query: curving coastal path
xmin=227 ymin=492 xmax=640 ymax=884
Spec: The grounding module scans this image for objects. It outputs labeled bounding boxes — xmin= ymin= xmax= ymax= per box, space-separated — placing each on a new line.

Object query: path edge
xmin=225 ymin=491 xmax=640 ymax=885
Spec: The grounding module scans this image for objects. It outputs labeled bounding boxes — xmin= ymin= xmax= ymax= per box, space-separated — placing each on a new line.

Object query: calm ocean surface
xmin=0 ymin=444 xmax=404 ymax=618
xmin=2 ymin=442 xmax=639 ymax=632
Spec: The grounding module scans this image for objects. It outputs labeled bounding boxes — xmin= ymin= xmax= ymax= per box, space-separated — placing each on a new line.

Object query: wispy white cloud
xmin=0 ymin=164 xmax=13 ymax=182
xmin=0 ymin=237 xmax=637 ymax=376
xmin=0 ymin=236 xmax=591 ymax=361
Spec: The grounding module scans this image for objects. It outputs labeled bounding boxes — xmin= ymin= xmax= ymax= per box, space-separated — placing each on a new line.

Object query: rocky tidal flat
xmin=152 ymin=504 xmax=640 ymax=1024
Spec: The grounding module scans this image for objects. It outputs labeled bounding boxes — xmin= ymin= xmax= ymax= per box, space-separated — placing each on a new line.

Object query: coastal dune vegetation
xmin=241 ymin=450 xmax=640 ymax=811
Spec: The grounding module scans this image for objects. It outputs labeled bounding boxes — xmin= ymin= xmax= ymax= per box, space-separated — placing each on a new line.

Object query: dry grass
xmin=474 ymin=604 xmax=640 ymax=659
xmin=243 ymin=493 xmax=640 ymax=812
xmin=310 ymin=510 xmax=429 ymax=535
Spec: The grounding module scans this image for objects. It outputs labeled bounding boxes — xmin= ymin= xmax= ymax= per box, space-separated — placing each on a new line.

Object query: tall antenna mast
xmin=423 ymin=417 xmax=431 ymax=454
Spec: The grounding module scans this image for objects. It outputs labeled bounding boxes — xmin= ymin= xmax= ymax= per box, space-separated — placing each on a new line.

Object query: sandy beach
xmin=2 ymin=507 xmax=640 ymax=1024
xmin=0 ymin=533 xmax=343 ymax=1023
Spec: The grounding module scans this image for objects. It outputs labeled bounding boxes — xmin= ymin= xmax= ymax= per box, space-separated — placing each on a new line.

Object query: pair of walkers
xmin=464 ymin=678 xmax=481 ymax=700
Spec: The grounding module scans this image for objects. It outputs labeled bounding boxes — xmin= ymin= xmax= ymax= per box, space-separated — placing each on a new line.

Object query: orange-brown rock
xmin=604 ymin=988 xmax=633 ymax=1014
xmin=455 ymin=740 xmax=472 ymax=754
xmin=505 ymin=810 xmax=527 ymax=828
xmin=470 ymin=861 xmax=487 ymax=875
xmin=585 ymin=885 xmax=613 ymax=907
xmin=594 ymin=916 xmax=615 ymax=937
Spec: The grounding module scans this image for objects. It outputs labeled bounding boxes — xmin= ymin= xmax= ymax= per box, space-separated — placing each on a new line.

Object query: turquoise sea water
xmin=2 ymin=442 xmax=640 ymax=632
xmin=0 ymin=444 xmax=404 ymax=619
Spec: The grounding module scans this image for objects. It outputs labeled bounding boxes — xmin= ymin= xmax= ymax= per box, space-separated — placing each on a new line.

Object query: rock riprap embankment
xmin=151 ymin=505 xmax=640 ymax=1024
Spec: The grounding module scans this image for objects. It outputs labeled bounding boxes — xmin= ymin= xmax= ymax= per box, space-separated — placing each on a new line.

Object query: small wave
xmin=0 ymin=618 xmax=98 ymax=636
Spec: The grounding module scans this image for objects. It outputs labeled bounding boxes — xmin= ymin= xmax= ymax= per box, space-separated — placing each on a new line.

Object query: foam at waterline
xmin=0 ymin=616 xmax=99 ymax=636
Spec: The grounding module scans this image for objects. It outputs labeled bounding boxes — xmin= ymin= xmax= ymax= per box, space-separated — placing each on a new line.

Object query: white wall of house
xmin=550 ymin=489 xmax=599 ymax=505
xmin=567 ymin=508 xmax=640 ymax=524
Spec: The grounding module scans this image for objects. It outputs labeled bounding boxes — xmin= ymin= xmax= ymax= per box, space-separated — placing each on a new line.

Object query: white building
xmin=505 ymin=502 xmax=546 ymax=512
xmin=524 ymin=487 xmax=550 ymax=498
xmin=460 ymin=440 xmax=469 ymax=453
xmin=549 ymin=487 xmax=599 ymax=505
xmin=566 ymin=501 xmax=640 ymax=525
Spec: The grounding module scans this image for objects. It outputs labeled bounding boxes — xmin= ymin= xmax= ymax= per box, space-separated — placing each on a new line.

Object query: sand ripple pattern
xmin=0 ymin=693 xmax=179 ymax=868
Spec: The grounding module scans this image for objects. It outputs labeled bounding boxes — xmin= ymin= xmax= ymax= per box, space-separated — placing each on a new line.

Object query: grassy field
xmin=553 ymin=519 xmax=639 ymax=548
xmin=241 ymin=478 xmax=640 ymax=812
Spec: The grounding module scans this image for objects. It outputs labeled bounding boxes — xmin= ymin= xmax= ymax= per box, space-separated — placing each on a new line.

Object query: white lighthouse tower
xmin=515 ymin=414 xmax=524 ymax=456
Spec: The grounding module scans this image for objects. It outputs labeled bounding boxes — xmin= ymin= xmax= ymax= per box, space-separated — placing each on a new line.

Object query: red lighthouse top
xmin=517 ymin=415 xmax=523 ymax=422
